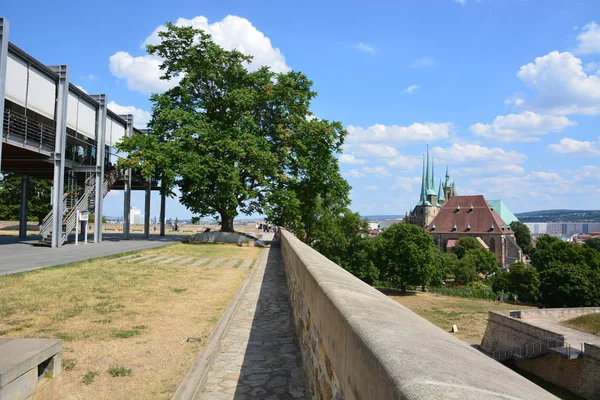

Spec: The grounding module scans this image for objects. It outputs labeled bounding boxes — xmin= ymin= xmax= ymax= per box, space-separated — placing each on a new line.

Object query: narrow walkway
xmin=198 ymin=243 xmax=307 ymax=399
xmin=526 ymin=318 xmax=600 ymax=349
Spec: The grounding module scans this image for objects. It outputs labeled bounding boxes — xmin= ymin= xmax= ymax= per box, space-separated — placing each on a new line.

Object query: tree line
xmin=314 ymin=215 xmax=600 ymax=308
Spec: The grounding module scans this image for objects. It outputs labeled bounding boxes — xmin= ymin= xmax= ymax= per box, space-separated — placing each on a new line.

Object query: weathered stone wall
xmin=481 ymin=311 xmax=565 ymax=354
xmin=514 ymin=346 xmax=600 ymax=400
xmin=280 ymin=230 xmax=556 ymax=400
xmin=514 ymin=307 xmax=600 ymax=320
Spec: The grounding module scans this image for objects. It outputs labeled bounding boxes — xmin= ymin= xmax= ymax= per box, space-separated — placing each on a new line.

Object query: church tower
xmin=405 ymin=147 xmax=455 ymax=228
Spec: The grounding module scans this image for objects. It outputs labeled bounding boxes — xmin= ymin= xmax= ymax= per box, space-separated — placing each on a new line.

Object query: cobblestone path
xmin=198 ymin=243 xmax=307 ymax=399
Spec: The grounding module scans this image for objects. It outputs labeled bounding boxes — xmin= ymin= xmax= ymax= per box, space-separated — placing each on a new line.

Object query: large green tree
xmin=585 ymin=237 xmax=600 ymax=253
xmin=506 ymin=262 xmax=540 ymax=303
xmin=0 ymin=173 xmax=52 ymax=224
xmin=118 ymin=23 xmax=348 ymax=232
xmin=452 ymin=236 xmax=482 ymax=259
xmin=510 ymin=221 xmax=533 ymax=254
xmin=373 ymin=223 xmax=437 ymax=292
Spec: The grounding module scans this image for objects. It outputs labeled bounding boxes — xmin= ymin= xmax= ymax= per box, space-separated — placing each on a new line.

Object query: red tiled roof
xmin=426 ymin=195 xmax=513 ymax=234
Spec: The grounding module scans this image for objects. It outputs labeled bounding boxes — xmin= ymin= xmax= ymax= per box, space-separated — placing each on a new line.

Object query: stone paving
xmin=197 ymin=242 xmax=307 ymax=399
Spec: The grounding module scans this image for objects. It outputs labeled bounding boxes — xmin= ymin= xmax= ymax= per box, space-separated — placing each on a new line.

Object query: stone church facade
xmin=405 ymin=149 xmax=522 ymax=268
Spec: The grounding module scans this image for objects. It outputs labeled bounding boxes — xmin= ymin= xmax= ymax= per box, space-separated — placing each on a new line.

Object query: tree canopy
xmin=452 ymin=237 xmax=482 ymax=259
xmin=0 ymin=173 xmax=52 ymax=224
xmin=117 ymin=23 xmax=349 ymax=232
xmin=373 ymin=223 xmax=437 ymax=292
xmin=510 ymin=221 xmax=533 ymax=254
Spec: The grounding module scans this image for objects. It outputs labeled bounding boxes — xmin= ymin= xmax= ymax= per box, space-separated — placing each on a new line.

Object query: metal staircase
xmin=39 ymin=168 xmax=122 ymax=246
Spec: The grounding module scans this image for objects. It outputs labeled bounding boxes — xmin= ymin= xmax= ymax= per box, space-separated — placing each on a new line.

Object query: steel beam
xmin=160 ymin=187 xmax=166 ymax=236
xmin=19 ymin=175 xmax=29 ymax=238
xmin=144 ymin=178 xmax=151 ymax=238
xmin=0 ymin=18 xmax=9 ymax=172
xmin=49 ymin=65 xmax=68 ymax=248
xmin=91 ymin=94 xmax=107 ymax=243
xmin=121 ymin=114 xmax=133 ymax=239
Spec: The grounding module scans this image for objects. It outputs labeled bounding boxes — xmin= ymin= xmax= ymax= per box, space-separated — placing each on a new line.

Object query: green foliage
xmin=81 ymin=371 xmax=99 ymax=385
xmin=433 ymin=252 xmax=457 ymax=287
xmin=585 ymin=237 xmax=600 ymax=253
xmin=452 ymin=237 xmax=482 ymax=259
xmin=491 ymin=271 xmax=510 ymax=293
xmin=108 ymin=366 xmax=132 ymax=377
xmin=0 ymin=173 xmax=52 ymax=224
xmin=311 ymin=210 xmax=377 ymax=284
xmin=462 ymin=248 xmax=499 ymax=276
xmin=506 ymin=262 xmax=540 ymax=303
xmin=510 ymin=221 xmax=533 ymax=254
xmin=373 ymin=224 xmax=437 ymax=292
xmin=88 ymin=214 xmax=107 ymax=224
xmin=117 ymin=23 xmax=348 ymax=232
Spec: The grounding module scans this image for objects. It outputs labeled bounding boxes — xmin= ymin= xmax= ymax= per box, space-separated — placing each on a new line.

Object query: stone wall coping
xmin=514 ymin=307 xmax=600 ymax=320
xmin=0 ymin=338 xmax=62 ymax=387
xmin=281 ymin=231 xmax=555 ymax=399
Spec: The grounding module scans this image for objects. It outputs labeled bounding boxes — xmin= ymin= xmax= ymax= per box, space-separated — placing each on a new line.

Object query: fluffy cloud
xmin=344 ymin=169 xmax=366 ymax=178
xmin=549 ymin=137 xmax=600 ymax=156
xmin=110 ymin=15 xmax=290 ymax=95
xmin=355 ymin=42 xmax=376 ymax=54
xmin=345 ymin=143 xmax=399 ymax=158
xmin=454 ymin=0 xmax=467 ymax=5
xmin=404 ymin=85 xmax=420 ymax=94
xmin=362 ymin=166 xmax=390 ymax=177
xmin=107 ymin=101 xmax=152 ymax=128
xmin=339 ymin=154 xmax=367 ymax=165
xmin=389 ymin=176 xmax=421 ymax=191
xmin=410 ymin=57 xmax=435 ymax=68
xmin=469 ymin=111 xmax=575 ymax=142
xmin=517 ymin=51 xmax=600 ymax=115
xmin=386 ymin=154 xmax=422 ymax=171
xmin=346 ymin=122 xmax=452 ymax=145
xmin=365 ymin=185 xmax=379 ymax=191
xmin=575 ymin=22 xmax=600 ymax=54
xmin=431 ymin=143 xmax=527 ymax=166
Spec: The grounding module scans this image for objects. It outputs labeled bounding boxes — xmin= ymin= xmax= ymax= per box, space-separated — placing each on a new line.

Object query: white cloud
xmin=386 ymin=154 xmax=422 ymax=171
xmin=454 ymin=0 xmax=467 ymax=5
xmin=575 ymin=22 xmax=600 ymax=55
xmin=410 ymin=57 xmax=435 ymax=68
xmin=549 ymin=137 xmax=600 ymax=156
xmin=110 ymin=15 xmax=290 ymax=94
xmin=470 ymin=111 xmax=575 ymax=142
xmin=504 ymin=93 xmax=525 ymax=108
xmin=365 ymin=185 xmax=379 ymax=191
xmin=431 ymin=143 xmax=527 ymax=166
xmin=346 ymin=122 xmax=452 ymax=145
xmin=389 ymin=176 xmax=421 ymax=191
xmin=345 ymin=143 xmax=399 ymax=158
xmin=344 ymin=169 xmax=366 ymax=178
xmin=363 ymin=166 xmax=390 ymax=177
xmin=88 ymin=74 xmax=96 ymax=81
xmin=339 ymin=154 xmax=367 ymax=165
xmin=584 ymin=61 xmax=600 ymax=74
xmin=355 ymin=42 xmax=376 ymax=54
xmin=107 ymin=101 xmax=152 ymax=128
xmin=517 ymin=51 xmax=600 ymax=115
xmin=404 ymin=85 xmax=420 ymax=94
xmin=75 ymin=85 xmax=88 ymax=94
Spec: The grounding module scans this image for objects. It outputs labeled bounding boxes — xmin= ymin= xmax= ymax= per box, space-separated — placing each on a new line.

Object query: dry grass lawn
xmin=0 ymin=243 xmax=261 ymax=400
xmin=391 ymin=291 xmax=537 ymax=345
xmin=561 ymin=313 xmax=600 ymax=334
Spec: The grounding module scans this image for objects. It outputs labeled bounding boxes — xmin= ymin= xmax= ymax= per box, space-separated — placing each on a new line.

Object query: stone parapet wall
xmin=280 ymin=230 xmax=556 ymax=400
xmin=481 ymin=312 xmax=564 ymax=354
xmin=513 ymin=307 xmax=600 ymax=320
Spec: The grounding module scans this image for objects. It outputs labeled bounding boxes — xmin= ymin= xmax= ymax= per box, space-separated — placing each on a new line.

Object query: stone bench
xmin=0 ymin=338 xmax=62 ymax=400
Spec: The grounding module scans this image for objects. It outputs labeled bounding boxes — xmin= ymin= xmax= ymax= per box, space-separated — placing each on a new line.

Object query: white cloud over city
xmin=109 ymin=15 xmax=290 ymax=94
xmin=107 ymin=101 xmax=152 ymax=128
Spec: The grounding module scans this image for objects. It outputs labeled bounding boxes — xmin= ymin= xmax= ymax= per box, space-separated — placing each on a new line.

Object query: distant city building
xmin=130 ymin=207 xmax=144 ymax=225
xmin=525 ymin=222 xmax=600 ymax=238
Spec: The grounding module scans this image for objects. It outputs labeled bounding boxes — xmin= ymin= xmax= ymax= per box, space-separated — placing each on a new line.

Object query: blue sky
xmin=4 ymin=0 xmax=600 ymax=219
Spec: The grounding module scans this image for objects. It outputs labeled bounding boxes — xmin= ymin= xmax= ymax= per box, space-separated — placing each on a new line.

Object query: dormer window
xmin=490 ymin=223 xmax=495 ymax=232
xmin=452 ymin=224 xmax=457 ymax=231
xmin=456 ymin=204 xmax=461 ymax=212
xmin=467 ymin=224 xmax=471 ymax=231
xmin=431 ymin=224 xmax=436 ymax=231
xmin=469 ymin=204 xmax=474 ymax=212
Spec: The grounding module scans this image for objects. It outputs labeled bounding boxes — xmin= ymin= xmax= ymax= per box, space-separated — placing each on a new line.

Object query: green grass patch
xmin=108 ymin=366 xmax=132 ymax=377
xmin=169 ymin=287 xmax=187 ymax=294
xmin=112 ymin=326 xmax=145 ymax=338
xmin=63 ymin=358 xmax=77 ymax=371
xmin=562 ymin=313 xmax=600 ymax=334
xmin=81 ymin=370 xmax=99 ymax=385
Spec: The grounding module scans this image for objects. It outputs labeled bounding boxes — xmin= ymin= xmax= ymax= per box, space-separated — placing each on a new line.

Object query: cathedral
xmin=405 ymin=147 xmax=523 ymax=268
xmin=404 ymin=147 xmax=455 ymax=228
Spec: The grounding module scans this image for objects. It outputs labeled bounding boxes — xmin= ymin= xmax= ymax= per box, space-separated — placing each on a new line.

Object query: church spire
xmin=425 ymin=145 xmax=437 ymax=196
xmin=445 ymin=166 xmax=451 ymax=187
xmin=418 ymin=155 xmax=426 ymax=205
xmin=438 ymin=180 xmax=445 ymax=203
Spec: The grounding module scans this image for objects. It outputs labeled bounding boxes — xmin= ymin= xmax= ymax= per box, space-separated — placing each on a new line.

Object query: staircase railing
xmin=492 ymin=338 xmax=565 ymax=362
xmin=40 ymin=168 xmax=123 ymax=245
xmin=2 ymin=108 xmax=56 ymax=150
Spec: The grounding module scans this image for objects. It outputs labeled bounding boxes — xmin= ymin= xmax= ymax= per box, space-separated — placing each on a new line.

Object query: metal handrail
xmin=2 ymin=108 xmax=56 ymax=148
xmin=492 ymin=338 xmax=566 ymax=361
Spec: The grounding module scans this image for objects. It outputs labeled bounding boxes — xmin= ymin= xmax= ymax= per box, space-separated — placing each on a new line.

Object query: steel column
xmin=0 ymin=19 xmax=9 ymax=173
xmin=91 ymin=94 xmax=107 ymax=243
xmin=144 ymin=178 xmax=151 ymax=238
xmin=122 ymin=114 xmax=133 ymax=240
xmin=19 ymin=175 xmax=29 ymax=238
xmin=160 ymin=186 xmax=166 ymax=236
xmin=49 ymin=65 xmax=69 ymax=248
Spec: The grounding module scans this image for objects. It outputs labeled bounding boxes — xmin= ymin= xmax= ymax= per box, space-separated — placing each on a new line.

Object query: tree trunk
xmin=219 ymin=212 xmax=235 ymax=232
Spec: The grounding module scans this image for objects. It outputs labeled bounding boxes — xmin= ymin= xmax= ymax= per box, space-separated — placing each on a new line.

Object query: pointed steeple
xmin=417 ymin=154 xmax=431 ymax=206
xmin=425 ymin=146 xmax=437 ymax=196
xmin=438 ymin=180 xmax=445 ymax=202
xmin=445 ymin=166 xmax=451 ymax=187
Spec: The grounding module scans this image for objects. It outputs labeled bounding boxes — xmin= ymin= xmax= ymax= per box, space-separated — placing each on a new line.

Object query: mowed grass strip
xmin=0 ymin=243 xmax=261 ymax=400
xmin=561 ymin=313 xmax=600 ymax=334
xmin=390 ymin=291 xmax=536 ymax=345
